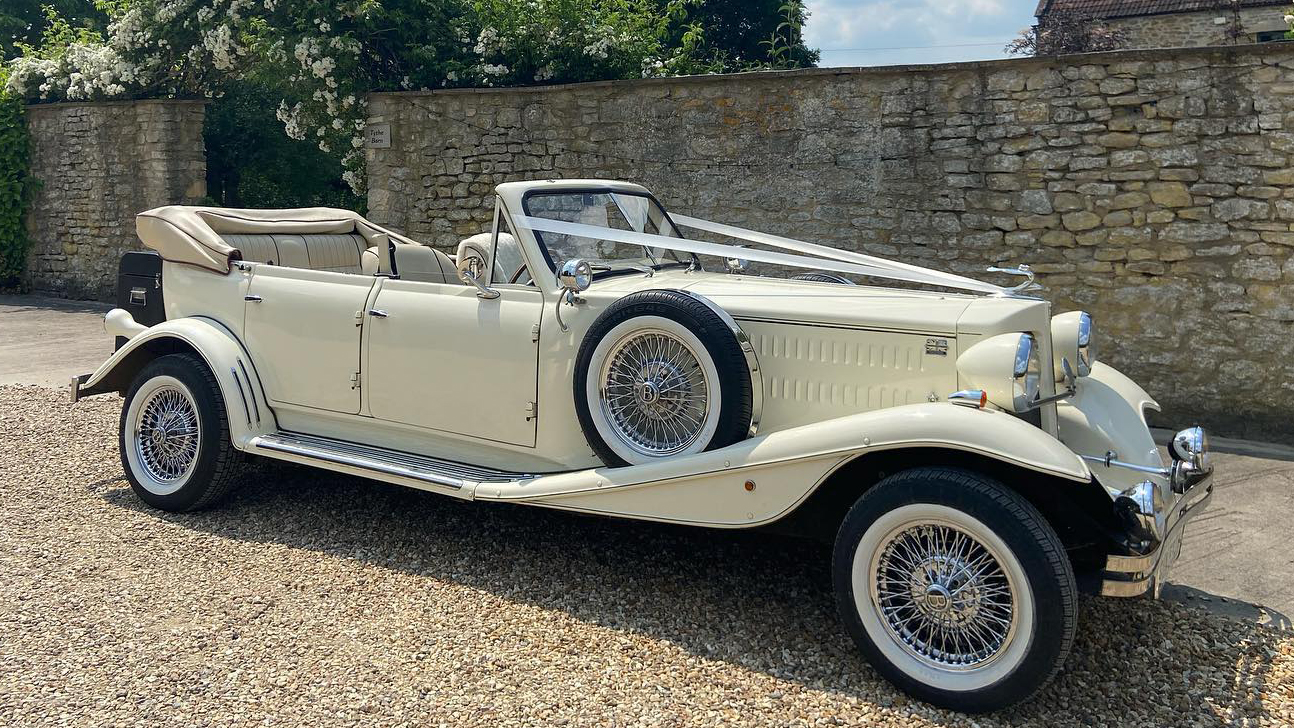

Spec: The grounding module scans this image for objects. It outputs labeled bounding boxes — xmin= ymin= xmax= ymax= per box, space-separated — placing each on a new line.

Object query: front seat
xmin=392 ymin=243 xmax=458 ymax=284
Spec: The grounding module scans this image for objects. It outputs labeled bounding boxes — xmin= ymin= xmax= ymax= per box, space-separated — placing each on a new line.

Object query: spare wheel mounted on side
xmin=574 ymin=290 xmax=758 ymax=467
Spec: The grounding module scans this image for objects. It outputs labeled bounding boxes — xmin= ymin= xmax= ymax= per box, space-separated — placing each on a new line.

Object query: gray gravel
xmin=1 ymin=385 xmax=1291 ymax=727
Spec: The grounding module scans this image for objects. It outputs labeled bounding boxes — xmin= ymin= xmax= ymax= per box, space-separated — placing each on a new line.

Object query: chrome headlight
xmin=1050 ymin=311 xmax=1096 ymax=381
xmin=956 ymin=332 xmax=1041 ymax=413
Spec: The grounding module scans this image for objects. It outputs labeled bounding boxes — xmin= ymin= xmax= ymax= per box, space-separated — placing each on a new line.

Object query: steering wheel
xmin=509 ymin=264 xmax=532 ymax=286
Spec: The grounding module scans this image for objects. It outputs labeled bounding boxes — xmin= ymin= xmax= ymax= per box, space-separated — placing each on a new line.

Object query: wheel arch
xmin=770 ymin=445 xmax=1119 ymax=585
xmin=79 ymin=317 xmax=274 ymax=447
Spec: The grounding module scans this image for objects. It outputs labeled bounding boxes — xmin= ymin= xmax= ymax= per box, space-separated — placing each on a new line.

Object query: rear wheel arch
xmin=83 ymin=335 xmax=210 ymax=397
xmin=771 ymin=446 xmax=1118 ymax=581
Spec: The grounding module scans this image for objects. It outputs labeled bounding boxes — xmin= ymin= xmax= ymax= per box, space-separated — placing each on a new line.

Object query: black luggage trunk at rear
xmin=115 ymin=251 xmax=165 ymax=350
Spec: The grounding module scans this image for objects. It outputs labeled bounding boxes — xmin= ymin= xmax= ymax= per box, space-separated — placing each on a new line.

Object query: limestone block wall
xmin=1106 ymin=6 xmax=1290 ymax=48
xmin=23 ymin=100 xmax=207 ymax=300
xmin=367 ymin=44 xmax=1294 ymax=442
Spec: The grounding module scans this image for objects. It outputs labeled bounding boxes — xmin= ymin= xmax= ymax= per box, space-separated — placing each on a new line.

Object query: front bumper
xmin=1099 ymin=458 xmax=1214 ymax=598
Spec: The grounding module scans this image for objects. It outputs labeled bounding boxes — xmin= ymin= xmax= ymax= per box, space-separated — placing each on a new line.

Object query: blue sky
xmin=803 ymin=0 xmax=1040 ymax=67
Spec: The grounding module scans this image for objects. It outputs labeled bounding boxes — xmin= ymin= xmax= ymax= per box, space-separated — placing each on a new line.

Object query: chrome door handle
xmin=244 ymin=295 xmax=262 ymax=302
xmin=368 ymin=309 xmax=389 ymax=318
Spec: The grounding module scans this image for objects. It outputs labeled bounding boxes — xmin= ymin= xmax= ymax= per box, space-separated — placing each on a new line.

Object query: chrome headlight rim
xmin=1076 ymin=312 xmax=1094 ymax=374
xmin=1013 ymin=333 xmax=1042 ymax=410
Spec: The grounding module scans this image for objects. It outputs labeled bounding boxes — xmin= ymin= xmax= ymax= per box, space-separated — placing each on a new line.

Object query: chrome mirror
xmin=458 ymin=267 xmax=500 ymax=300
xmin=556 ymin=259 xmax=592 ymax=332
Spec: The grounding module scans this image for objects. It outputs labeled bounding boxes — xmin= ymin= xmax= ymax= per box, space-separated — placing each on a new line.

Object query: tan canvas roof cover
xmin=136 ymin=205 xmax=427 ymax=273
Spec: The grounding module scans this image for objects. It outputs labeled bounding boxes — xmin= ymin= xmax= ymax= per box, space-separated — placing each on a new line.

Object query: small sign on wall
xmin=366 ymin=124 xmax=391 ymax=149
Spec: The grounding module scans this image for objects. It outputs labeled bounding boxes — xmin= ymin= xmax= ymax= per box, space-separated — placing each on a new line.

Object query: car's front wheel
xmin=833 ymin=467 xmax=1077 ymax=712
xmin=120 ymin=353 xmax=243 ymax=511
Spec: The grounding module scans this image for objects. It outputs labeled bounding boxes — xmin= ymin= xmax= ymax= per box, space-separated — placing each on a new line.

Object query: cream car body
xmin=74 ymin=179 xmax=1214 ymax=712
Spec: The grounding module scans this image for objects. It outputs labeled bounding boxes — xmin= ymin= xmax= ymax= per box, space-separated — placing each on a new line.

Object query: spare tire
xmin=574 ymin=290 xmax=754 ymax=466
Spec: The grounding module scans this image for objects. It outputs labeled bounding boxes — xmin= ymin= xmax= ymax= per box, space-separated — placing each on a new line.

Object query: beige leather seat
xmin=392 ymin=243 xmax=459 ymax=284
xmin=221 ymin=231 xmax=378 ymax=275
xmin=222 ymin=234 xmax=280 ymax=265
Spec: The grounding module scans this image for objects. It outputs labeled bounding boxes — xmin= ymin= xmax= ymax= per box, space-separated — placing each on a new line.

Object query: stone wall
xmin=367 ymin=44 xmax=1294 ymax=443
xmin=23 ymin=100 xmax=207 ymax=300
xmin=1106 ymin=7 xmax=1289 ymax=49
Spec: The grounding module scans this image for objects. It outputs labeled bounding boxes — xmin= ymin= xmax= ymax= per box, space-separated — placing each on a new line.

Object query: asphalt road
xmin=1 ymin=294 xmax=1290 ymax=623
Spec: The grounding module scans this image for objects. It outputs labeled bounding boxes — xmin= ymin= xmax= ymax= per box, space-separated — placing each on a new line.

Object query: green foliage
xmin=0 ymin=0 xmax=105 ymax=61
xmin=205 ymin=80 xmax=364 ymax=211
xmin=0 ymin=67 xmax=33 ymax=288
xmin=658 ymin=0 xmax=818 ymax=74
xmin=4 ymin=0 xmax=819 ymax=201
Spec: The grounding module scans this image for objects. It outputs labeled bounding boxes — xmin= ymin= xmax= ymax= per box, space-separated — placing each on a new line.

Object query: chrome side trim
xmin=236 ymin=358 xmax=260 ymax=425
xmin=1080 ymin=453 xmax=1169 ymax=478
xmin=229 ymin=367 xmax=252 ymax=427
xmin=675 ymin=289 xmax=764 ymax=438
xmin=248 ymin=431 xmax=534 ymax=491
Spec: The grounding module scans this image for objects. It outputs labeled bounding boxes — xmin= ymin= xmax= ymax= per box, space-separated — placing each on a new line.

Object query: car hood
xmin=596 ymin=270 xmax=1048 ymax=338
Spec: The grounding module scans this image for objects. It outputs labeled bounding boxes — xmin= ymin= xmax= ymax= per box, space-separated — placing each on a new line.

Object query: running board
xmin=247 ymin=432 xmax=533 ymax=492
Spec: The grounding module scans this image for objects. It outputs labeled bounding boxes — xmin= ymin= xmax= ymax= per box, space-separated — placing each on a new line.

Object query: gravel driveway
xmin=2 ymin=385 xmax=1291 ymax=727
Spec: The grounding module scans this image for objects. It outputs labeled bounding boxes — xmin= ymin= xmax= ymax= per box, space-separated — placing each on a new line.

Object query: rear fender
xmin=75 ymin=316 xmax=274 ymax=448
xmin=481 ymin=402 xmax=1091 ymax=528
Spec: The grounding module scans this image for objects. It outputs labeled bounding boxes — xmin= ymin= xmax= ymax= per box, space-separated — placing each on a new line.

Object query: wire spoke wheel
xmin=870 ymin=518 xmax=1019 ymax=672
xmin=130 ymin=380 xmax=201 ymax=492
xmin=599 ymin=327 xmax=712 ymax=458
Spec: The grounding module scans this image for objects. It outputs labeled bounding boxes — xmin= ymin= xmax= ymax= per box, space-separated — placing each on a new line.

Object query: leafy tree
xmin=658 ymin=0 xmax=817 ymax=73
xmin=0 ymin=0 xmax=104 ymax=61
xmin=205 ymin=79 xmax=363 ymax=209
xmin=1006 ymin=11 xmax=1126 ymax=57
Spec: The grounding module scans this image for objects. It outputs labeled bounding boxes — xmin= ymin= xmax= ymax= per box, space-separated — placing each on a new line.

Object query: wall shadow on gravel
xmin=98 ymin=465 xmax=1286 ymax=726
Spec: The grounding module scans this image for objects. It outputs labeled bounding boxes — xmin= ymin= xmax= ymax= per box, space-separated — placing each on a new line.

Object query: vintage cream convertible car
xmin=72 ymin=179 xmax=1213 ymax=712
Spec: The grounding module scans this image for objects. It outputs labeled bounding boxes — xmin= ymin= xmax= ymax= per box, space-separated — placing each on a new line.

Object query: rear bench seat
xmin=222 ymin=233 xmax=367 ymax=274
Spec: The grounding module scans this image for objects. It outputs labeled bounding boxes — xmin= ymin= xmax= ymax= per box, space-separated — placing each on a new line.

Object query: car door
xmin=243 ymin=264 xmax=376 ymax=414
xmin=363 ymin=279 xmax=543 ymax=447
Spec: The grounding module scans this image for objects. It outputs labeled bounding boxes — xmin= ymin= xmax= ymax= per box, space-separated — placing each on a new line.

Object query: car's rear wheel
xmin=832 ymin=467 xmax=1076 ymax=712
xmin=574 ymin=290 xmax=753 ymax=466
xmin=120 ymin=353 xmax=243 ymax=511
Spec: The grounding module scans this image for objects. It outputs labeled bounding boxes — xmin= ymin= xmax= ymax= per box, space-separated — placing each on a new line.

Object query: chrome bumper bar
xmin=69 ymin=373 xmax=90 ymax=404
xmin=1099 ymin=468 xmax=1213 ymax=597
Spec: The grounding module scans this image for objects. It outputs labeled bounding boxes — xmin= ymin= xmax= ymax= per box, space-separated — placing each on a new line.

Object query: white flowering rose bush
xmin=4 ymin=0 xmax=815 ymax=194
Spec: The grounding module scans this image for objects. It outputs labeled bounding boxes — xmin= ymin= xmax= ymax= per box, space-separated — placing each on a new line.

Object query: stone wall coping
xmin=24 ymin=98 xmax=209 ymax=112
xmin=369 ymin=41 xmax=1294 ymax=100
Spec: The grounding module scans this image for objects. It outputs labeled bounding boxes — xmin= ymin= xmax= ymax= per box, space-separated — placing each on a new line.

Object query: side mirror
xmin=458 ymin=266 xmax=500 ymax=300
xmin=555 ymin=259 xmax=592 ymax=332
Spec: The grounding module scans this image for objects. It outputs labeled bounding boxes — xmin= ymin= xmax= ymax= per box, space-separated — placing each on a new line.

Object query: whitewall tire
xmin=832 ymin=467 xmax=1077 ymax=712
xmin=120 ymin=353 xmax=244 ymax=512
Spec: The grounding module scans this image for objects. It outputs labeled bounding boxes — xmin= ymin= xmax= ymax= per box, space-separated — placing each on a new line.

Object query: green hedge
xmin=0 ymin=75 xmax=32 ymax=289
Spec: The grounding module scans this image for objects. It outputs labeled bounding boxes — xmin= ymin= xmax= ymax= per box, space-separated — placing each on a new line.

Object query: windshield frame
xmin=519 ymin=187 xmax=696 ymax=277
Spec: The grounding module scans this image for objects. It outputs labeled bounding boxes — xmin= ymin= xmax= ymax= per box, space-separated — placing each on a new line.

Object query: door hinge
xmin=351 ymin=372 xmax=361 ymax=390
xmin=530 ymin=323 xmax=541 ymax=343
xmin=354 ymin=310 xmax=363 ymax=327
xmin=525 ymin=401 xmax=537 ymax=421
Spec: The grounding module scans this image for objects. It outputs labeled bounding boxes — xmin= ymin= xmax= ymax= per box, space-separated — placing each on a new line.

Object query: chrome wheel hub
xmin=135 ymin=384 xmax=200 ymax=484
xmin=873 ymin=521 xmax=1017 ymax=670
xmin=601 ymin=330 xmax=710 ymax=457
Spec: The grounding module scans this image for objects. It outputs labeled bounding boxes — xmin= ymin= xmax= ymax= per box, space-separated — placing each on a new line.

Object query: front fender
xmin=1057 ymin=361 xmax=1164 ymax=496
xmin=76 ymin=315 xmax=274 ymax=448
xmin=482 ymin=402 xmax=1090 ymax=527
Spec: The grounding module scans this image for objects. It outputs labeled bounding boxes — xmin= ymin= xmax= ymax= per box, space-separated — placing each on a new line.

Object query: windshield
xmin=522 ymin=191 xmax=687 ymax=274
